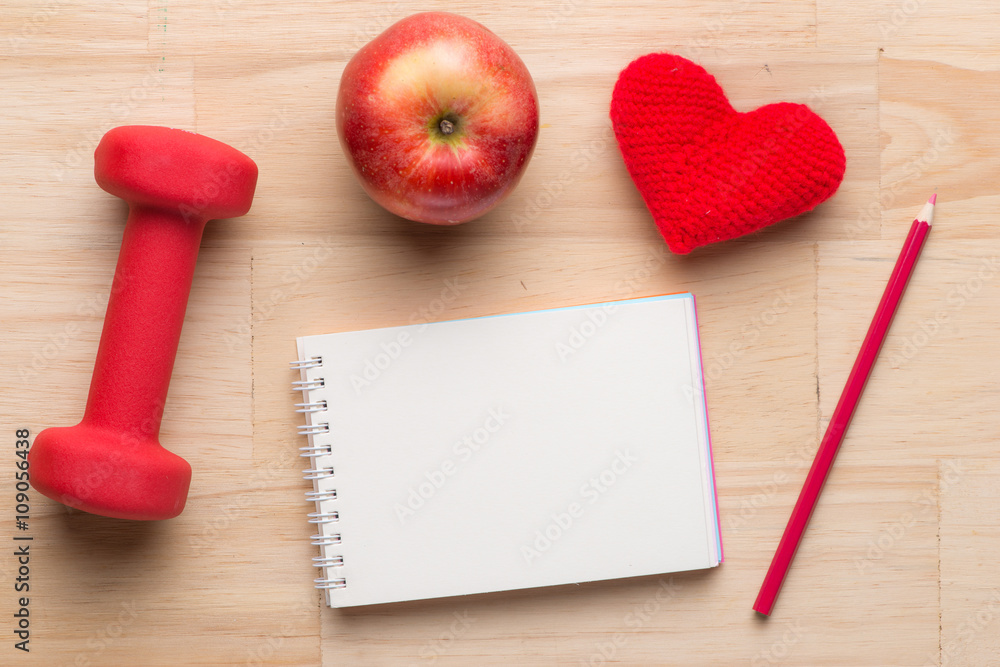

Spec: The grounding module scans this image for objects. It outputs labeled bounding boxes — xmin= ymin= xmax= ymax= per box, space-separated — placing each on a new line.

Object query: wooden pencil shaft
xmin=753 ymin=205 xmax=933 ymax=616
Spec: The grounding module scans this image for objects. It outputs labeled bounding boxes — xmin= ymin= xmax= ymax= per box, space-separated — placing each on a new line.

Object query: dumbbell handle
xmin=85 ymin=204 xmax=207 ymax=438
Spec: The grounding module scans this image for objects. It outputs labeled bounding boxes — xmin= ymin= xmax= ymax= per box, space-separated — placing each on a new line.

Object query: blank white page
xmin=296 ymin=293 xmax=721 ymax=608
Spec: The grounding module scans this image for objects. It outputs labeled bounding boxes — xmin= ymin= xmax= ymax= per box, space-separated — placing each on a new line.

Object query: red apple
xmin=336 ymin=12 xmax=540 ymax=225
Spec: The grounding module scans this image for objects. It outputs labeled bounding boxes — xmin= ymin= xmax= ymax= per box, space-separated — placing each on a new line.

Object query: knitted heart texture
xmin=610 ymin=53 xmax=846 ymax=254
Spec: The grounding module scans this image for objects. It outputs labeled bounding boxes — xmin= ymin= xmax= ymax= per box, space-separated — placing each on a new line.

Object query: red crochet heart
xmin=611 ymin=53 xmax=846 ymax=254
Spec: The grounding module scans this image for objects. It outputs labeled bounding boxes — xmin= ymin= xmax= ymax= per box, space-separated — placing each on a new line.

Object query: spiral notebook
xmin=292 ymin=293 xmax=721 ymax=608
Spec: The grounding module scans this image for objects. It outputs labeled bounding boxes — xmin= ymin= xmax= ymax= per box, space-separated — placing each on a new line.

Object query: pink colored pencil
xmin=753 ymin=194 xmax=936 ymax=616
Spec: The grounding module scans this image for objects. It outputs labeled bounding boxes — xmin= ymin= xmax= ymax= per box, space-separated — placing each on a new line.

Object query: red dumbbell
xmin=29 ymin=125 xmax=258 ymax=520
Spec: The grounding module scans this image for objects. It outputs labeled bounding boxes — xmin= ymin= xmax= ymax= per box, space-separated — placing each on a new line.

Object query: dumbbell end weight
xmin=95 ymin=125 xmax=258 ymax=220
xmin=29 ymin=425 xmax=192 ymax=521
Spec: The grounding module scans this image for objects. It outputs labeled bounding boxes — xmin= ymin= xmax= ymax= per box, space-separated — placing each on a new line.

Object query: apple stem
xmin=439 ymin=118 xmax=455 ymax=135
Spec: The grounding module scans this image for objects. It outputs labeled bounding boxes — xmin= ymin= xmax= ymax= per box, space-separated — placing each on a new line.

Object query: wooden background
xmin=3 ymin=1 xmax=999 ymax=665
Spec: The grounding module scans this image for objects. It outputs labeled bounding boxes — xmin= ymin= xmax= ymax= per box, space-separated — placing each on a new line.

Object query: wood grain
xmin=2 ymin=1 xmax=999 ymax=664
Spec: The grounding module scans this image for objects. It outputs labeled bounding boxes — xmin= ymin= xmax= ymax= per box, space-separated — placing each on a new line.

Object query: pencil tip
xmin=917 ymin=197 xmax=935 ymax=226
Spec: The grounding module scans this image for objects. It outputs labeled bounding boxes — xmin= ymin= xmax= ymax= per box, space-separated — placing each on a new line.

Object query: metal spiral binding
xmin=314 ymin=577 xmax=347 ymax=590
xmin=291 ymin=355 xmax=345 ymax=594
xmin=292 ymin=378 xmax=325 ymax=391
xmin=313 ymin=555 xmax=344 ymax=567
xmin=295 ymin=400 xmax=328 ymax=414
xmin=299 ymin=444 xmax=332 ymax=458
xmin=290 ymin=356 xmax=323 ymax=370
xmin=307 ymin=510 xmax=340 ymax=524
xmin=302 ymin=467 xmax=335 ymax=480
xmin=298 ymin=423 xmax=330 ymax=436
